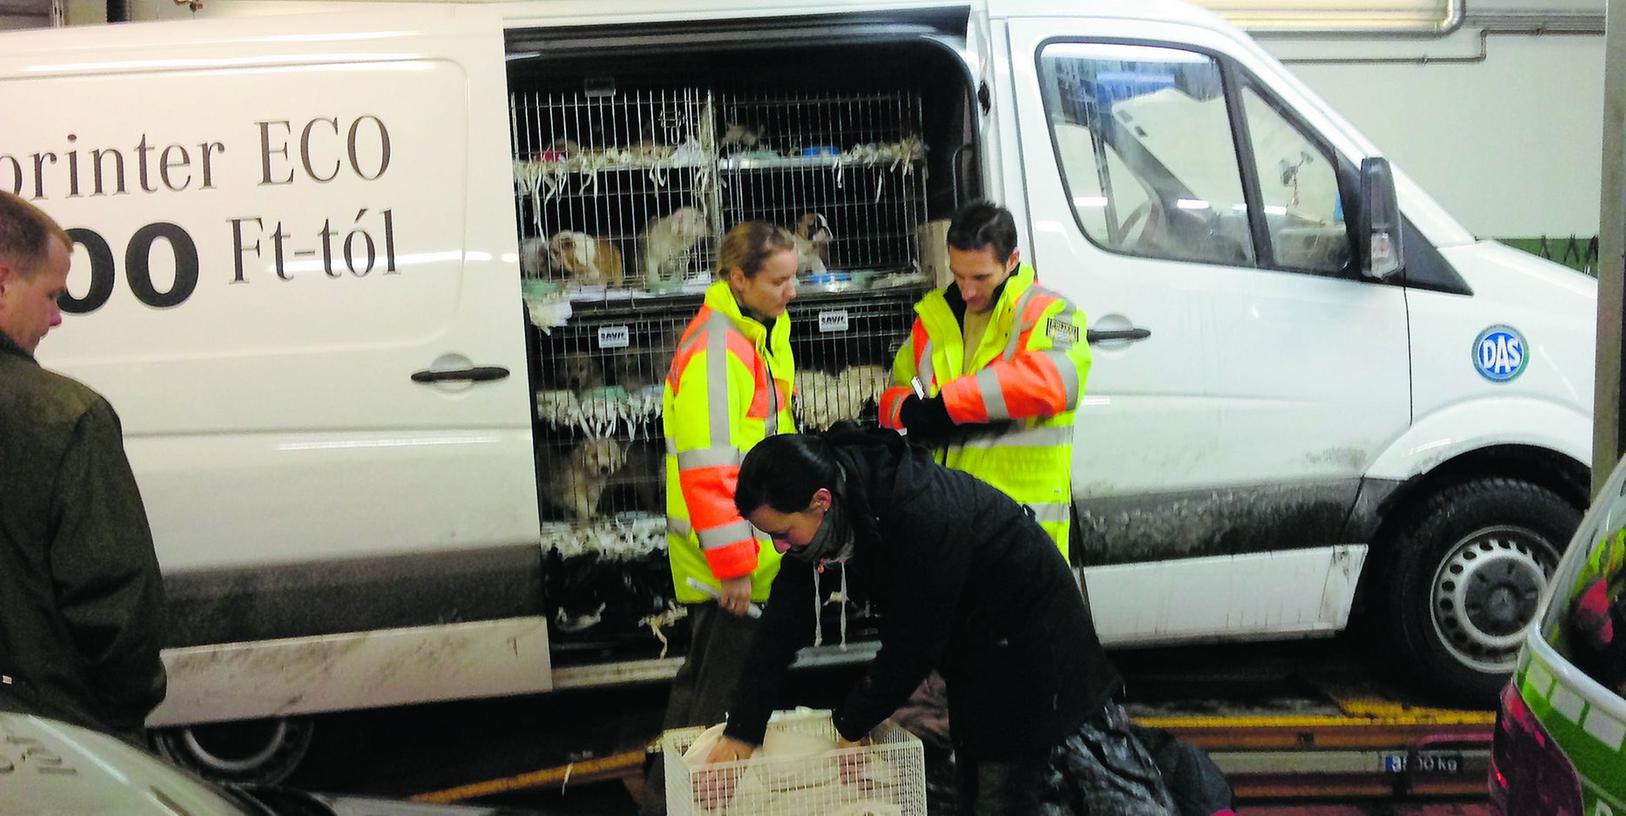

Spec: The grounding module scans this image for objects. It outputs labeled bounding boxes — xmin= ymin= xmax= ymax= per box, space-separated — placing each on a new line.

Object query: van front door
xmin=1000 ymin=18 xmax=1410 ymax=644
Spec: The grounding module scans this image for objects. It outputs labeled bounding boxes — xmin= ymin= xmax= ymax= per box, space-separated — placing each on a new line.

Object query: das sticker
xmin=1473 ymin=325 xmax=1527 ymax=383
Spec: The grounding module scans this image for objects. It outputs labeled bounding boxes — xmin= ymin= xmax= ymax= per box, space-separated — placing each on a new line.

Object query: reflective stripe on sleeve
xmin=917 ymin=339 xmax=935 ymax=392
xmin=698 ymin=518 xmax=757 ymax=551
xmin=1047 ymin=349 xmax=1081 ymax=405
xmin=976 ymin=368 xmax=1011 ymax=421
xmin=678 ymin=446 xmax=741 ymax=470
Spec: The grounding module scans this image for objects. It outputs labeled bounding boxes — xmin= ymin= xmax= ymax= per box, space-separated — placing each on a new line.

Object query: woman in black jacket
xmin=705 ymin=428 xmax=1176 ymax=814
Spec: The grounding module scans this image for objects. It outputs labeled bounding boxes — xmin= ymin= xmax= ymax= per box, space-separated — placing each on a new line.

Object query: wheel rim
xmin=153 ymin=717 xmax=314 ymax=784
xmin=1430 ymin=525 xmax=1558 ymax=673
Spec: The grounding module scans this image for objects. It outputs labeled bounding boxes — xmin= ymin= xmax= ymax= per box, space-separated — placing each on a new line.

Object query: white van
xmin=0 ymin=0 xmax=1596 ymax=782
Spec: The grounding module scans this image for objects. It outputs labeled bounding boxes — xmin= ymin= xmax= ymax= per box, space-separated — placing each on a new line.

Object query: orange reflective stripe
xmin=704 ymin=538 xmax=760 ymax=581
xmin=724 ymin=329 xmax=757 ymax=369
xmin=775 ymin=379 xmax=791 ymax=413
xmin=941 ymin=375 xmax=990 ymax=423
xmin=911 ymin=320 xmax=930 ymax=366
xmin=678 ymin=462 xmax=743 ymax=533
xmin=911 ymin=319 xmax=935 ymax=391
xmin=666 ymin=307 xmax=715 ymax=392
xmin=1012 ymin=292 xmax=1060 ymax=355
xmin=878 ymin=386 xmax=911 ymax=430
xmin=992 ymin=352 xmax=1071 ymax=418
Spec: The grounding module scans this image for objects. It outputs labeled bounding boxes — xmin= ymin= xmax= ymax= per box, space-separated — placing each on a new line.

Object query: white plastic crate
xmin=662 ymin=709 xmax=926 ymax=816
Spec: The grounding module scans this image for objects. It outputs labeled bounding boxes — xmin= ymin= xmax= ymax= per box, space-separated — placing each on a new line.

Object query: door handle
xmin=411 ymin=366 xmax=511 ymax=383
xmin=1086 ymin=327 xmax=1151 ymax=344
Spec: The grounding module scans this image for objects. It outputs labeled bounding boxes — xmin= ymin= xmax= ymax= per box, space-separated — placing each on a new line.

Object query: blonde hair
xmin=717 ymin=221 xmax=796 ymax=279
xmin=0 ymin=191 xmax=71 ymax=278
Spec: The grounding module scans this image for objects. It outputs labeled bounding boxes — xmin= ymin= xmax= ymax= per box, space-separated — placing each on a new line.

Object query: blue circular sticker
xmin=1473 ymin=325 xmax=1527 ymax=382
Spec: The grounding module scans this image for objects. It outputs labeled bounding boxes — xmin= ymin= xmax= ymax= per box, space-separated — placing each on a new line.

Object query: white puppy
xmin=641 ymin=207 xmax=710 ymax=288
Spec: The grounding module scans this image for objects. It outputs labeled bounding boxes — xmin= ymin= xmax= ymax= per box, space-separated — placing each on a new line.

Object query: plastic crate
xmin=662 ymin=709 xmax=926 ymax=816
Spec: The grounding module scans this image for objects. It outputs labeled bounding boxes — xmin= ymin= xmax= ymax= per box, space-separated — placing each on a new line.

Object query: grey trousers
xmin=643 ymin=602 xmax=761 ymax=815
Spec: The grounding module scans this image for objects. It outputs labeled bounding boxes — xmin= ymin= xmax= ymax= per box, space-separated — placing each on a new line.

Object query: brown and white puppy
xmin=549 ymin=231 xmax=626 ymax=288
xmin=544 ymin=438 xmax=627 ymax=522
xmin=793 ymin=212 xmax=832 ymax=275
xmin=641 ymin=207 xmax=710 ymax=287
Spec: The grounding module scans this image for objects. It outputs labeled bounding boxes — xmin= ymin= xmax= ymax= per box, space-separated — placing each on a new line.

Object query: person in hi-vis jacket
xmin=880 ymin=200 xmax=1090 ymax=559
xmin=646 ymin=221 xmax=799 ymax=813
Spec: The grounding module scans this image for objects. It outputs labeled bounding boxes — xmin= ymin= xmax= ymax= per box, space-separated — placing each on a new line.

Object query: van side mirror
xmin=1358 ymin=157 xmax=1403 ymax=280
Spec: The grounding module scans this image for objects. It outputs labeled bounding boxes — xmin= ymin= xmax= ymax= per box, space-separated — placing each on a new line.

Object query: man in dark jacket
xmin=0 ymin=191 xmax=168 ymax=745
xmin=705 ymin=429 xmax=1175 ymax=814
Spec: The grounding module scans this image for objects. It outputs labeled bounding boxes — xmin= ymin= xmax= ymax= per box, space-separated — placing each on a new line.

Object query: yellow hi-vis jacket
xmin=663 ymin=281 xmax=795 ymax=604
xmin=880 ymin=264 xmax=1090 ymax=557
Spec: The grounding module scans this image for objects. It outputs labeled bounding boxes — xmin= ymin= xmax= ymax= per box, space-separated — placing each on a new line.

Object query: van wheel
xmin=152 ymin=716 xmax=315 ymax=785
xmin=1378 ymin=477 xmax=1576 ymax=704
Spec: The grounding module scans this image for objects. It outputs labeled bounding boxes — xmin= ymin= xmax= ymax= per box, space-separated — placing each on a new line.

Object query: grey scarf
xmin=786 ymin=465 xmax=853 ymax=567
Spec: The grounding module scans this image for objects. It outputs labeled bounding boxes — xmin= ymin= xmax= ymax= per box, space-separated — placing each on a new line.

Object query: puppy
xmin=519 ymin=236 xmax=554 ymax=280
xmin=557 ymin=355 xmax=605 ymax=391
xmin=793 ymin=212 xmax=832 ymax=275
xmin=548 ymin=231 xmax=626 ymax=288
xmin=544 ymin=438 xmax=627 ymax=522
xmin=795 ymin=212 xmax=833 ymax=264
xmin=794 ymin=369 xmax=840 ymax=430
xmin=605 ymin=439 xmax=664 ymax=514
xmin=642 ymin=207 xmax=710 ymax=287
xmin=719 ymin=122 xmax=763 ymax=152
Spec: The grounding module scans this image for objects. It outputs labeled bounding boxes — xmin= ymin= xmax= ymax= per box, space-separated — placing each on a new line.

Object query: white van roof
xmin=0 ymin=0 xmax=1231 ymax=36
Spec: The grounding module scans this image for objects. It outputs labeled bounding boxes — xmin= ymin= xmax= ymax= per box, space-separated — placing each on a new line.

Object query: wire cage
xmin=662 ymin=710 xmax=927 ymax=816
xmin=513 ymin=87 xmax=721 ymax=295
xmin=717 ymin=90 xmax=929 ymax=277
xmin=510 ymin=83 xmax=931 ymax=300
xmin=515 ymin=78 xmax=933 ymax=650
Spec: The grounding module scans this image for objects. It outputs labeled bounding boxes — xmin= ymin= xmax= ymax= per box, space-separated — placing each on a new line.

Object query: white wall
xmin=1260 ymin=11 xmax=1604 ymax=239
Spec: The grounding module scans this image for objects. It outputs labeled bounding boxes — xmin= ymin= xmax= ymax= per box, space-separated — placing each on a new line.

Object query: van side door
xmin=8 ymin=6 xmax=549 ymax=722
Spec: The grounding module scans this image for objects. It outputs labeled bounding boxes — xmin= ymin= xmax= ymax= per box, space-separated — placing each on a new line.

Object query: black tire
xmin=1378 ymin=477 xmax=1579 ymax=704
xmin=151 ymin=712 xmax=369 ymax=788
xmin=153 ymin=716 xmax=316 ymax=785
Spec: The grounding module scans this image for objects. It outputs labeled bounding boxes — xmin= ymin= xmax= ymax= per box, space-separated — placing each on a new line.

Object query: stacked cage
xmin=513 ymin=81 xmax=930 ymax=654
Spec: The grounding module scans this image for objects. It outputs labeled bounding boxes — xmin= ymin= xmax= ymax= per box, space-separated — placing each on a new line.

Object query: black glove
xmin=899 ymin=394 xmax=956 ymax=443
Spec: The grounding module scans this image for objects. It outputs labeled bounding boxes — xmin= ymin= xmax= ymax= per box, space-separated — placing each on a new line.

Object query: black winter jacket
xmin=0 ymin=332 xmax=167 ymax=741
xmin=725 ymin=431 xmax=1119 ymax=761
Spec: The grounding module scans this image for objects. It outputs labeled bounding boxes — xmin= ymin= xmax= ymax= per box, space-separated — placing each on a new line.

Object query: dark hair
xmin=0 ymin=191 xmax=70 ymax=277
xmin=718 ymin=221 xmax=797 ymax=279
xmin=735 ymin=434 xmax=841 ymax=515
xmin=946 ymin=200 xmax=1018 ymax=262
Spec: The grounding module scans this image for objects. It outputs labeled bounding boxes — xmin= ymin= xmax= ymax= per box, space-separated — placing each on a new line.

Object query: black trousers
xmin=643 ymin=602 xmax=760 ymax=815
xmin=956 ymin=702 xmax=1176 ymax=815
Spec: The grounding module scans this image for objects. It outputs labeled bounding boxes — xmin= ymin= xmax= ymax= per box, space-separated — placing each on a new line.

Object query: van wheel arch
xmin=1360 ymin=446 xmax=1587 ymax=704
xmin=151 ymin=712 xmax=365 ymax=787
